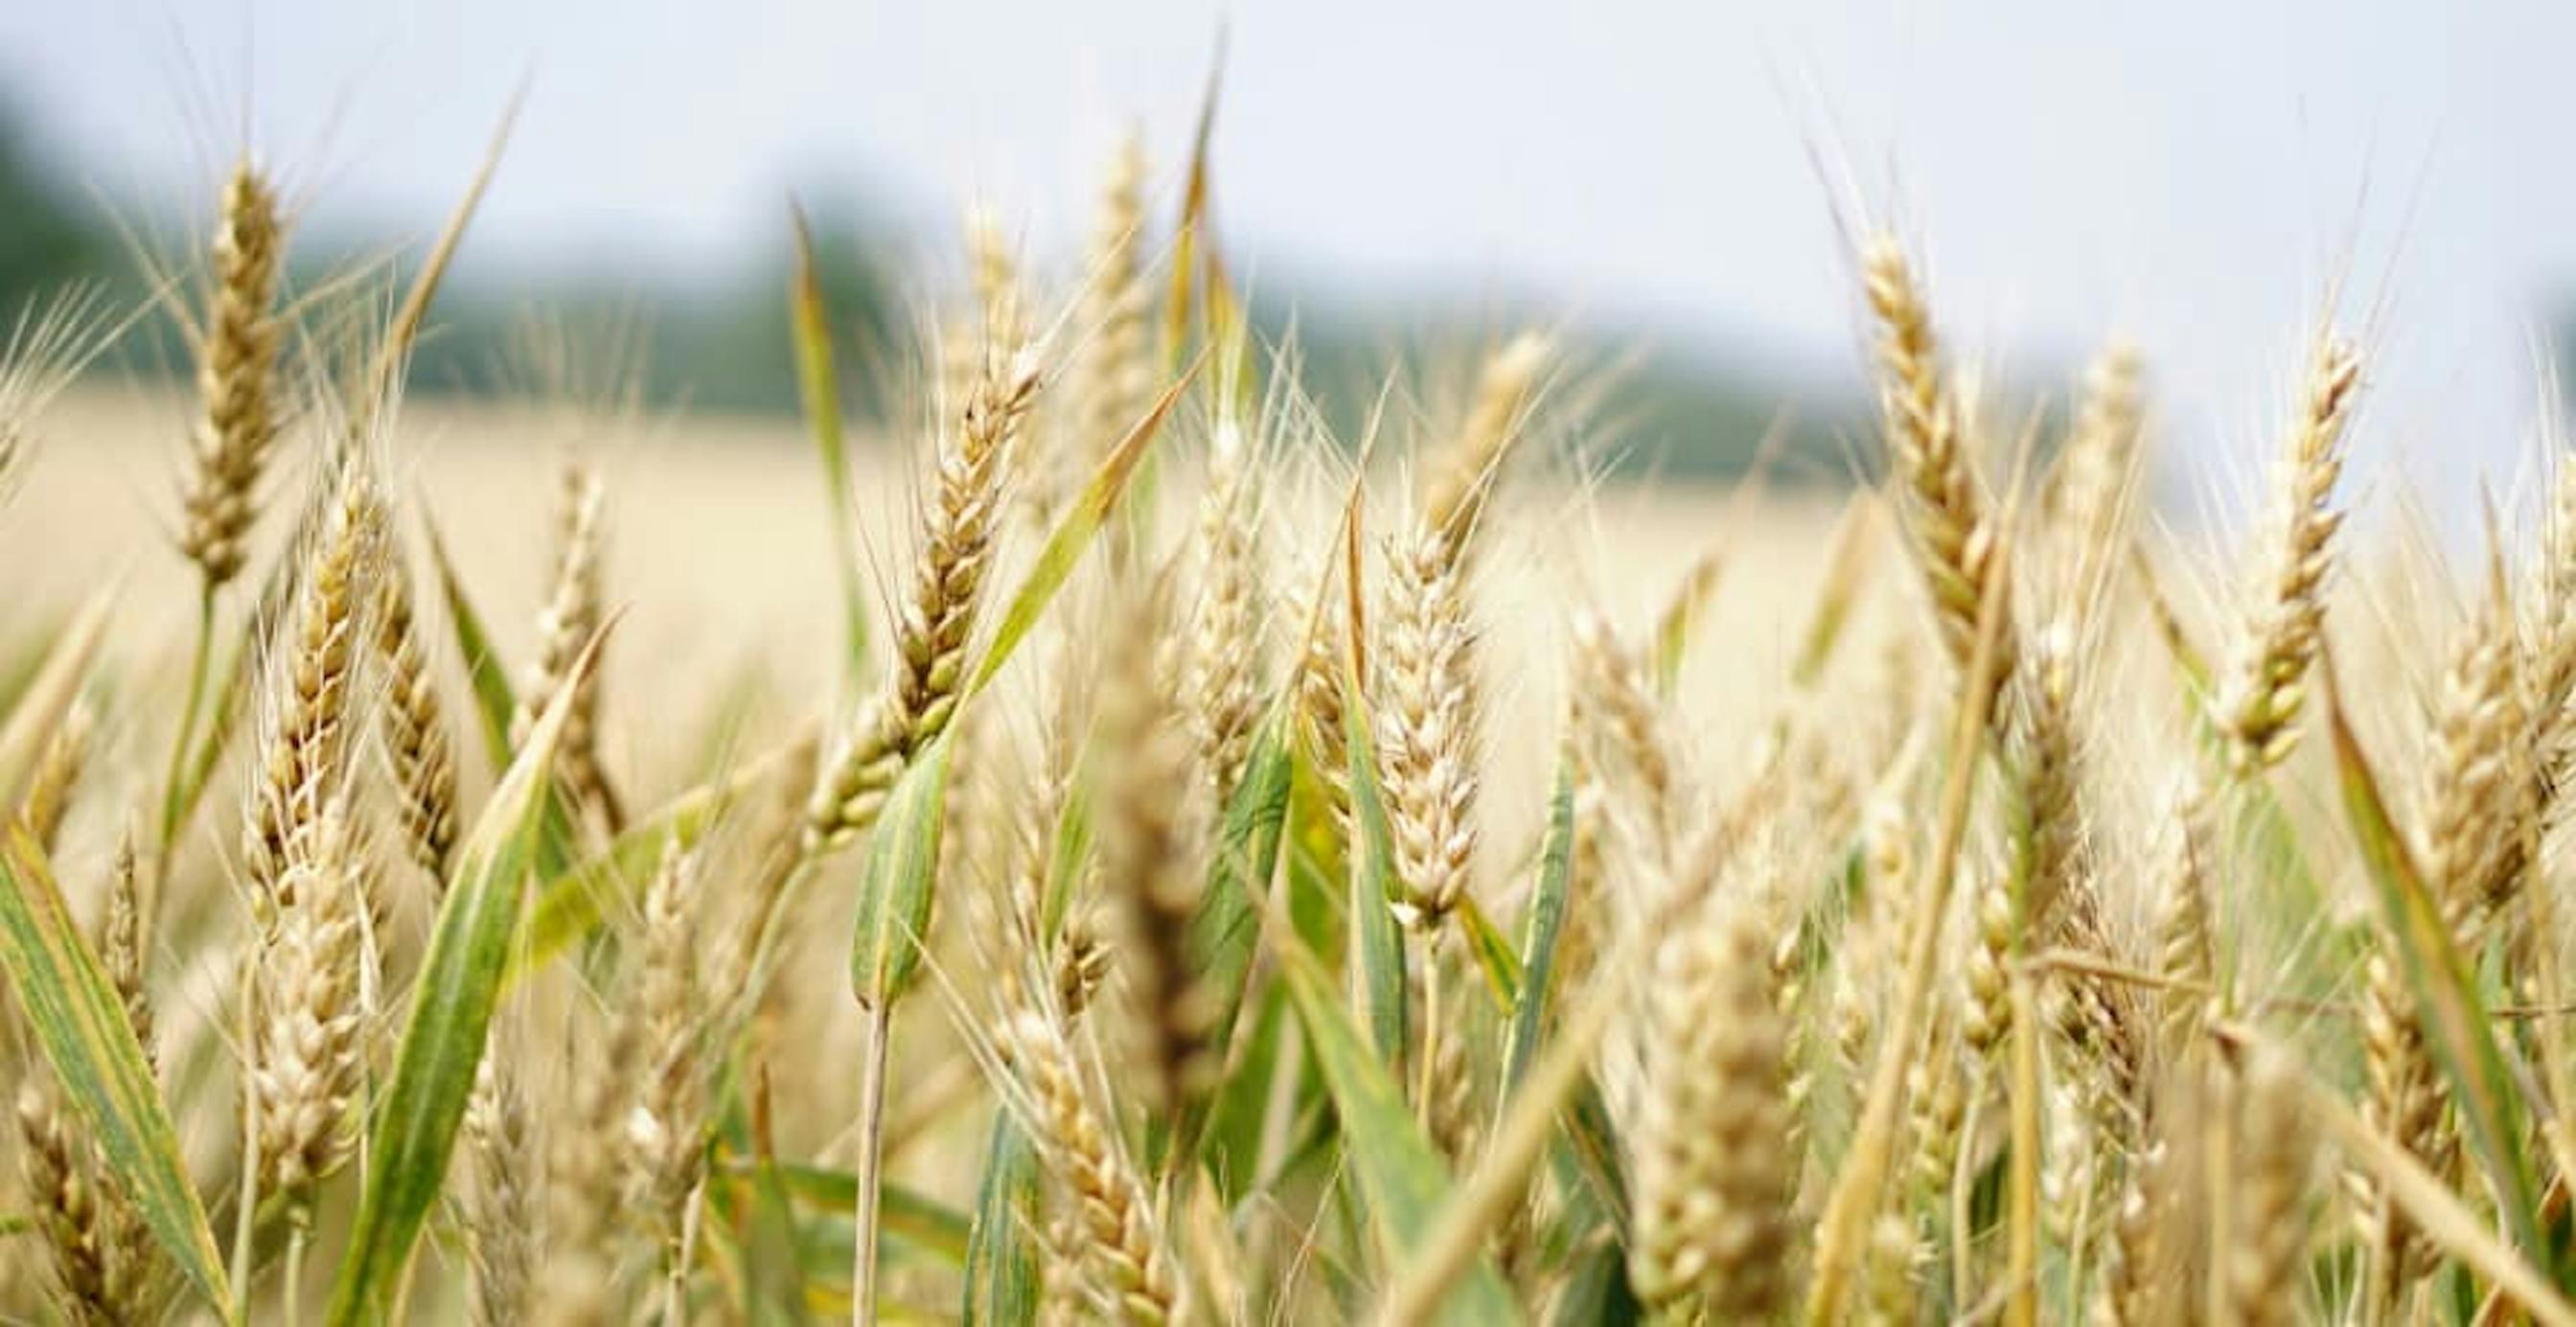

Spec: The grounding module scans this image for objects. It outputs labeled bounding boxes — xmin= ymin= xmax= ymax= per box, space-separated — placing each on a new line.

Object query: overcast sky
xmin=4 ymin=0 xmax=2569 ymax=519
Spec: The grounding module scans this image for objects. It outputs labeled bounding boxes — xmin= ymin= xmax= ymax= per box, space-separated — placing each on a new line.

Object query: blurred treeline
xmin=0 ymin=103 xmax=1838 ymax=480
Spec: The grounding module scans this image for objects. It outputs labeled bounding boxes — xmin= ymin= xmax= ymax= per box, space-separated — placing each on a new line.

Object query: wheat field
xmin=0 ymin=106 xmax=2567 ymax=1327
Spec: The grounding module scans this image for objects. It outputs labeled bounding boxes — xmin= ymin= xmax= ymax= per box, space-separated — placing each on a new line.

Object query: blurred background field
xmin=4 ymin=2 xmax=2576 ymax=510
xmin=4 ymin=381 xmax=1855 ymax=849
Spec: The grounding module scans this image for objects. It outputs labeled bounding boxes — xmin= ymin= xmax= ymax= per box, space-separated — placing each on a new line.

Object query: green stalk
xmin=230 ymin=968 xmax=262 ymax=1322
xmin=284 ymin=1208 xmax=310 ymax=1327
xmin=158 ymin=587 xmax=217 ymax=851
xmin=850 ymin=1003 xmax=893 ymax=1326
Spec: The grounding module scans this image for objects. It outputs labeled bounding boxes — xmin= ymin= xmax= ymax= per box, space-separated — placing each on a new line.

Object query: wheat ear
xmin=1097 ymin=590 xmax=1218 ymax=1119
xmin=1625 ymin=888 xmax=1792 ymax=1321
xmin=1071 ymin=134 xmax=1152 ymax=479
xmin=625 ymin=840 xmax=714 ymax=1310
xmin=2224 ymin=1047 xmax=2311 ymax=1327
xmin=463 ymin=1055 xmax=535 ymax=1327
xmin=999 ymin=1008 xmax=1182 ymax=1325
xmin=244 ymin=462 xmax=382 ymax=913
xmin=246 ymin=801 xmax=372 ymax=1198
xmin=1185 ymin=409 xmax=1266 ymax=805
xmin=805 ymin=348 xmax=1041 ymax=854
xmin=1377 ymin=523 xmax=1479 ymax=931
xmin=1421 ymin=332 xmax=1551 ymax=567
xmin=16 ymin=1078 xmax=111 ymax=1319
xmin=178 ymin=160 xmax=288 ymax=590
xmin=2049 ymin=338 xmax=2146 ymax=598
xmin=14 ymin=697 xmax=88 ymax=854
xmin=2218 ymin=336 xmax=2361 ymax=772
xmin=515 ymin=461 xmax=622 ymax=835
xmin=1862 ymin=237 xmax=2015 ymax=696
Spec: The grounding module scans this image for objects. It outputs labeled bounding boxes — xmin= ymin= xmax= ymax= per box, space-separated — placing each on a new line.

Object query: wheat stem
xmin=1807 ymin=516 xmax=2014 ymax=1325
xmin=849 ymin=1003 xmax=893 ymax=1326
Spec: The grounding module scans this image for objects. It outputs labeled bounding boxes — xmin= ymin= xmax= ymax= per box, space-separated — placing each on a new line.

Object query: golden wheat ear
xmin=1861 ymin=236 xmax=2014 ymax=697
xmin=1624 ymin=886 xmax=1791 ymax=1321
xmin=2218 ymin=335 xmax=2362 ymax=773
xmin=996 ymin=1006 xmax=1184 ymax=1325
xmin=804 ymin=347 xmax=1043 ymax=858
xmin=178 ymin=161 xmax=288 ymax=592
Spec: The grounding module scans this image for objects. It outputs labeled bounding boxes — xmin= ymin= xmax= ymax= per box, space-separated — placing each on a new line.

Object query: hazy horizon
xmin=4 ymin=0 xmax=2571 ymax=523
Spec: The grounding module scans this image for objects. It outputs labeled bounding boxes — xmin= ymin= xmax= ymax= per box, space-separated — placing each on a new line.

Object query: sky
xmin=3 ymin=0 xmax=2570 ymax=522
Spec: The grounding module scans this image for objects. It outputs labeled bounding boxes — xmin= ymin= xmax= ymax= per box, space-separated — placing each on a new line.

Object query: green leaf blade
xmin=789 ymin=202 xmax=870 ymax=679
xmin=2323 ymin=659 xmax=2546 ymax=1265
xmin=849 ymin=732 xmax=955 ymax=1008
xmin=1504 ymin=752 xmax=1578 ymax=1096
xmin=1278 ymin=947 xmax=1520 ymax=1326
xmin=967 ymin=355 xmax=1204 ymax=700
xmin=1189 ymin=703 xmax=1295 ymax=1057
xmin=326 ymin=626 xmax=607 ymax=1324
xmin=1340 ymin=658 xmax=1409 ymax=1064
xmin=0 ymin=832 xmax=233 ymax=1317
xmin=961 ymin=1112 xmax=1042 ymax=1327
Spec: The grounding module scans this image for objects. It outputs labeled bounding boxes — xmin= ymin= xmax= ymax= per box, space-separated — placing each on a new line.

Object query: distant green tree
xmin=0 ymin=100 xmax=103 ymax=316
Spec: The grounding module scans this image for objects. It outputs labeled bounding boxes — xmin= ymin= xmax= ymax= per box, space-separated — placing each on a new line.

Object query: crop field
xmin=0 ymin=100 xmax=2566 ymax=1327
